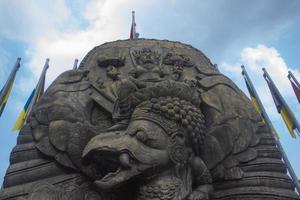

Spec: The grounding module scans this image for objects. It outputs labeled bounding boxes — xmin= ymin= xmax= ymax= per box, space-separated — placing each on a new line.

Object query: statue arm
xmin=188 ymin=156 xmax=213 ymax=200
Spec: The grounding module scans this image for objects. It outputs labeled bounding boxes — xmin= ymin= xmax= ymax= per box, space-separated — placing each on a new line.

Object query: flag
xmin=12 ymin=76 xmax=45 ymax=131
xmin=264 ymin=74 xmax=297 ymax=138
xmin=12 ymin=59 xmax=49 ymax=131
xmin=281 ymin=107 xmax=295 ymax=137
xmin=242 ymin=66 xmax=281 ymax=139
xmin=244 ymin=78 xmax=261 ymax=114
xmin=12 ymin=89 xmax=35 ymax=130
xmin=130 ymin=11 xmax=139 ymax=39
xmin=289 ymin=77 xmax=300 ymax=104
xmin=243 ymin=74 xmax=272 ymax=130
xmin=0 ymin=84 xmax=13 ymax=117
xmin=0 ymin=58 xmax=21 ymax=118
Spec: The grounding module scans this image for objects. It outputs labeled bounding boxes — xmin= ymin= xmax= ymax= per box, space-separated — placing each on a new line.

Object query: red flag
xmin=290 ymin=79 xmax=300 ymax=103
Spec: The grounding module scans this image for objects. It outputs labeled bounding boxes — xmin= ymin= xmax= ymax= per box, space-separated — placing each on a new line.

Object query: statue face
xmin=173 ymin=63 xmax=183 ymax=75
xmin=82 ymin=119 xmax=172 ymax=190
xmin=106 ymin=65 xmax=120 ymax=80
xmin=140 ymin=50 xmax=155 ymax=64
xmin=127 ymin=120 xmax=169 ymax=149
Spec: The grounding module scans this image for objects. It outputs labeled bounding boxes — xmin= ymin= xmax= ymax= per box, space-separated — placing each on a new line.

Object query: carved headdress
xmin=131 ymin=47 xmax=161 ymax=65
xmin=127 ymin=80 xmax=205 ymax=155
xmin=132 ymin=96 xmax=206 ymax=156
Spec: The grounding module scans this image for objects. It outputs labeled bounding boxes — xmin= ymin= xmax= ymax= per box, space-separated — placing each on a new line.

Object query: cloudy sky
xmin=1 ymin=0 xmax=300 ymax=184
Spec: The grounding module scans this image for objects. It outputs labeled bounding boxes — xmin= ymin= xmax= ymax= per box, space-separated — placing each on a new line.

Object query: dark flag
xmin=263 ymin=69 xmax=298 ymax=138
xmin=242 ymin=65 xmax=300 ymax=194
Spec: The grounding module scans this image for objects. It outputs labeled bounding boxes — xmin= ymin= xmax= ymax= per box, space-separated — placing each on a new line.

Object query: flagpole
xmin=24 ymin=58 xmax=49 ymax=123
xmin=130 ymin=11 xmax=136 ymax=39
xmin=132 ymin=10 xmax=135 ymax=25
xmin=263 ymin=68 xmax=300 ymax=136
xmin=73 ymin=59 xmax=78 ymax=70
xmin=130 ymin=11 xmax=139 ymax=39
xmin=288 ymin=71 xmax=300 ymax=89
xmin=242 ymin=65 xmax=300 ymax=194
xmin=0 ymin=57 xmax=21 ymax=104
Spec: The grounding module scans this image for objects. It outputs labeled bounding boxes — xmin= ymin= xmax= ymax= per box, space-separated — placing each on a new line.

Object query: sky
xmin=0 ymin=0 xmax=300 ymax=185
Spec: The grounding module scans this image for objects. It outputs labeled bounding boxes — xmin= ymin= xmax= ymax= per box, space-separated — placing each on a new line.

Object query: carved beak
xmin=82 ymin=131 xmax=168 ymax=189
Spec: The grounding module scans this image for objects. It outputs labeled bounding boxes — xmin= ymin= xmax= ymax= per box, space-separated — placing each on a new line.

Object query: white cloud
xmin=15 ymin=76 xmax=36 ymax=94
xmin=220 ymin=62 xmax=241 ymax=74
xmin=241 ymin=45 xmax=300 ymax=96
xmin=1 ymin=0 xmax=299 ymax=87
xmin=23 ymin=0 xmax=145 ymax=85
xmin=2 ymin=0 xmax=300 ymax=110
xmin=0 ymin=0 xmax=72 ymax=42
xmin=220 ymin=44 xmax=300 ymax=120
xmin=0 ymin=51 xmax=10 ymax=85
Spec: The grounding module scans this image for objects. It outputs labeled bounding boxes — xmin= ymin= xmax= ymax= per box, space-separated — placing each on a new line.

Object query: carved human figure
xmin=83 ymin=96 xmax=213 ymax=200
xmin=106 ymin=65 xmax=121 ymax=80
xmin=162 ymin=52 xmax=195 ymax=83
xmin=96 ymin=65 xmax=136 ymax=129
xmin=130 ymin=48 xmax=163 ymax=82
xmin=171 ymin=62 xmax=184 ymax=81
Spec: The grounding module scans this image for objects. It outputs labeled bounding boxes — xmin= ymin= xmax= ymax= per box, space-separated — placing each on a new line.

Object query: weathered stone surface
xmin=0 ymin=39 xmax=299 ymax=200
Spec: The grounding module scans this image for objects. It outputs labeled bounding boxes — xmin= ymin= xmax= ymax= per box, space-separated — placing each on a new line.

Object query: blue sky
xmin=1 ymin=0 xmax=300 ymax=184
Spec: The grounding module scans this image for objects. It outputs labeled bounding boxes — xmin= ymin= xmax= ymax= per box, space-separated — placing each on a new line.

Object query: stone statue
xmin=1 ymin=39 xmax=299 ymax=200
xmin=129 ymin=47 xmax=163 ymax=84
xmin=83 ymin=81 xmax=213 ymax=200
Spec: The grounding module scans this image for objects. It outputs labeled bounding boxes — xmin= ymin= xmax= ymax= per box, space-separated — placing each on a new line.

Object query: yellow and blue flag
xmin=0 ymin=58 xmax=21 ymax=118
xmin=12 ymin=89 xmax=36 ymax=131
xmin=264 ymin=73 xmax=297 ymax=138
xmin=0 ymin=87 xmax=5 ymax=117
xmin=243 ymin=72 xmax=273 ymax=135
xmin=244 ymin=78 xmax=261 ymax=114
xmin=0 ymin=84 xmax=13 ymax=117
xmin=12 ymin=58 xmax=49 ymax=131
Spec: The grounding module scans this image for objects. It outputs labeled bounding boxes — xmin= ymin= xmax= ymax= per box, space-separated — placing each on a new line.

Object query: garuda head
xmin=82 ymin=81 xmax=205 ymax=190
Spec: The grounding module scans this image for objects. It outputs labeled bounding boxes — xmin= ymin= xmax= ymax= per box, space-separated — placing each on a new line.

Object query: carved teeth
xmin=102 ymin=168 xmax=121 ymax=182
xmin=120 ymin=153 xmax=132 ymax=169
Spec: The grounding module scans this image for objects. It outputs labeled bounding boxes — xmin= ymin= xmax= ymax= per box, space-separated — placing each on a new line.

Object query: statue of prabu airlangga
xmin=1 ymin=39 xmax=299 ymax=200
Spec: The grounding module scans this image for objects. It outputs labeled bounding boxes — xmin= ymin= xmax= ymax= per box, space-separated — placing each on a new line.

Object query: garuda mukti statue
xmin=1 ymin=39 xmax=299 ymax=200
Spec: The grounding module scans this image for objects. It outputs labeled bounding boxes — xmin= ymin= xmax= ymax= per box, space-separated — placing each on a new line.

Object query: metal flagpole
xmin=242 ymin=65 xmax=300 ymax=194
xmin=24 ymin=58 xmax=49 ymax=123
xmin=263 ymin=68 xmax=300 ymax=136
xmin=0 ymin=57 xmax=21 ymax=104
xmin=73 ymin=59 xmax=78 ymax=70
xmin=130 ymin=11 xmax=139 ymax=39
xmin=288 ymin=71 xmax=300 ymax=89
xmin=131 ymin=11 xmax=136 ymax=39
xmin=132 ymin=11 xmax=135 ymax=25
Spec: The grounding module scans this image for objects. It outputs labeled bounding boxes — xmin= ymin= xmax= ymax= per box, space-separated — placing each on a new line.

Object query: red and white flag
xmin=289 ymin=76 xmax=300 ymax=104
xmin=130 ymin=11 xmax=139 ymax=39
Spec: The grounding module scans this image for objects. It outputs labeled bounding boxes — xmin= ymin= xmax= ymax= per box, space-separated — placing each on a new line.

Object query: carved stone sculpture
xmin=1 ymin=39 xmax=299 ymax=200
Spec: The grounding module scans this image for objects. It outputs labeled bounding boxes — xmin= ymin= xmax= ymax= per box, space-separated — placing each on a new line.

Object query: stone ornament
xmin=0 ymin=39 xmax=299 ymax=200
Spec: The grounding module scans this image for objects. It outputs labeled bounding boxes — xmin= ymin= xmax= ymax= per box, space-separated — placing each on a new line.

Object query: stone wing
xmin=30 ymin=70 xmax=109 ymax=174
xmin=198 ymin=74 xmax=262 ymax=180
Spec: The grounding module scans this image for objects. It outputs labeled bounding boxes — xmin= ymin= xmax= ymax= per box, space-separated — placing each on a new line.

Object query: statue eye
xmin=136 ymin=130 xmax=148 ymax=142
